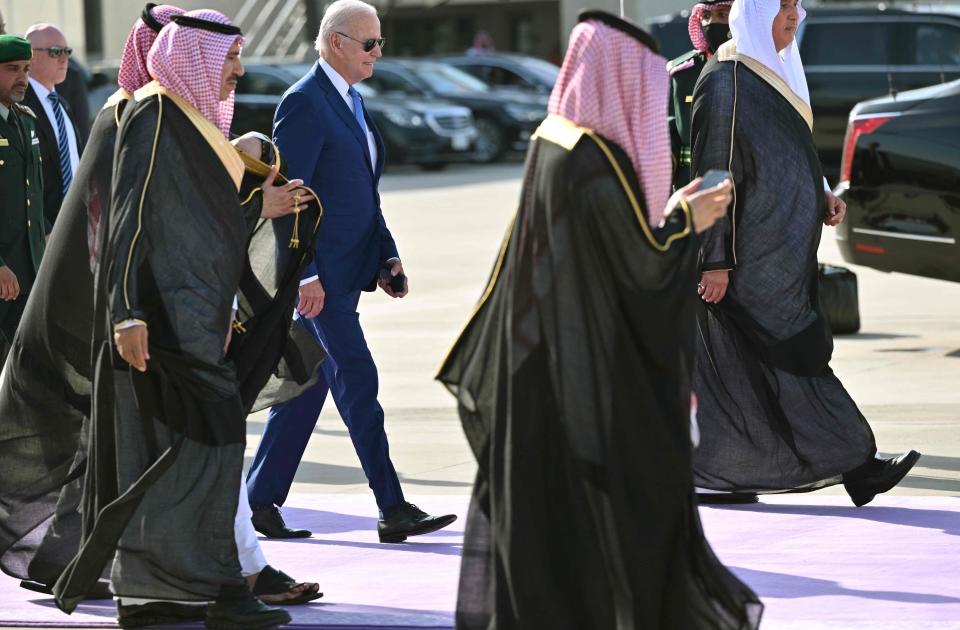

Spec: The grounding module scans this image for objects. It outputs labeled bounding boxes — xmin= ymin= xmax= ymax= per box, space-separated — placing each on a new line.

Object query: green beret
xmin=0 ymin=35 xmax=32 ymax=63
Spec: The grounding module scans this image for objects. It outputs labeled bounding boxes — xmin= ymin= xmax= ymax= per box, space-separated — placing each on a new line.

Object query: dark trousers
xmin=246 ymin=290 xmax=404 ymax=515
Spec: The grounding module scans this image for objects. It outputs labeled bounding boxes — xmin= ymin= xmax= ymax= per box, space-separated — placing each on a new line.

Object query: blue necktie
xmin=347 ymin=86 xmax=368 ymax=136
xmin=47 ymin=91 xmax=73 ymax=195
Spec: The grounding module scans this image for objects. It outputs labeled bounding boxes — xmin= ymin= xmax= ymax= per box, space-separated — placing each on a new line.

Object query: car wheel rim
xmin=474 ymin=119 xmax=503 ymax=162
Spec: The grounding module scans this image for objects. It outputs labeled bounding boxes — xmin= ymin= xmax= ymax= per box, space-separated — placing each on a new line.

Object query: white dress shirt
xmin=319 ymin=60 xmax=378 ymax=168
xmin=28 ymin=78 xmax=81 ymax=176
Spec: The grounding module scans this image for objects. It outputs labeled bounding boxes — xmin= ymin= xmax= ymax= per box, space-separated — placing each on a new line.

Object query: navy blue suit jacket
xmin=273 ymin=62 xmax=398 ymax=295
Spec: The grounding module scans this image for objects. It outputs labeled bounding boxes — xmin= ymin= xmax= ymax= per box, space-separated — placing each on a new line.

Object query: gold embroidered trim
xmin=532 ymin=113 xmax=584 ymax=149
xmin=534 ymin=115 xmax=691 ymax=252
xmin=135 ymin=82 xmax=244 ymax=190
xmin=104 ymin=88 xmax=130 ymax=110
xmin=240 ymin=187 xmax=261 ymax=206
xmin=122 ymin=92 xmax=163 ymax=313
xmin=236 ymin=149 xmax=323 ymax=248
xmin=729 ymin=61 xmax=739 ymax=266
xmin=716 ymin=41 xmax=813 ymax=132
xmin=436 ymin=116 xmax=694 ymax=378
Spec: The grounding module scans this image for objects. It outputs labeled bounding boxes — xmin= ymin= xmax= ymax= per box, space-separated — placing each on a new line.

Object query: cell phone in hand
xmin=700 ymin=169 xmax=732 ymax=190
xmin=379 ymin=265 xmax=406 ymax=293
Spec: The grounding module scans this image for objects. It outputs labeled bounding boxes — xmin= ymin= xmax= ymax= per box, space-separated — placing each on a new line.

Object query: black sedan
xmin=362 ymin=59 xmax=548 ymax=163
xmin=435 ymin=53 xmax=560 ymax=97
xmin=233 ymin=63 xmax=477 ymax=170
xmin=834 ymin=78 xmax=960 ymax=283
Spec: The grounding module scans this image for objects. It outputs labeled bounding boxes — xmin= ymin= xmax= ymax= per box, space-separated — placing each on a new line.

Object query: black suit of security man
xmin=23 ymin=84 xmax=82 ymax=227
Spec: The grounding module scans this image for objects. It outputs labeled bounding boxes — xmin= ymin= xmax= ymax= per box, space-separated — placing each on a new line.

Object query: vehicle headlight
xmin=383 ymin=110 xmax=424 ymax=127
xmin=505 ymin=105 xmax=546 ymax=122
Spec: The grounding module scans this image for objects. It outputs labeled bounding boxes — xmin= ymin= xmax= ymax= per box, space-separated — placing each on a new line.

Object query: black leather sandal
xmin=251 ymin=565 xmax=323 ymax=605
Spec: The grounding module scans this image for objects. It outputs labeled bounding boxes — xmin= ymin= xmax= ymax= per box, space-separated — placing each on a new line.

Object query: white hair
xmin=315 ymin=0 xmax=378 ymax=57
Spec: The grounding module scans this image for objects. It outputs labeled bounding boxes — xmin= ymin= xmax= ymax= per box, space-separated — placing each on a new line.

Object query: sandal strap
xmin=251 ymin=565 xmax=298 ymax=596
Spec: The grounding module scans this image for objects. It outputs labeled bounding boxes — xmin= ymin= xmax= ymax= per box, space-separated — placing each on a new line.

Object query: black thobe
xmin=690 ymin=45 xmax=876 ymax=493
xmin=438 ymin=114 xmax=762 ymax=630
xmin=0 ymin=95 xmax=124 ymax=586
xmin=35 ymin=83 xmax=321 ymax=610
xmin=0 ymin=87 xmax=321 ymax=598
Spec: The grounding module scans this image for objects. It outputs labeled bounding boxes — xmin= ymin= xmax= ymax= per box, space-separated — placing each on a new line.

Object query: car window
xmin=455 ymin=64 xmax=490 ymax=82
xmin=488 ymin=66 xmax=534 ymax=88
xmin=365 ymin=70 xmax=418 ymax=95
xmin=515 ymin=57 xmax=560 ymax=86
xmin=237 ymin=71 xmax=291 ymax=95
xmin=913 ymin=23 xmax=960 ymax=66
xmin=801 ymin=22 xmax=894 ymax=65
xmin=406 ymin=62 xmax=490 ymax=95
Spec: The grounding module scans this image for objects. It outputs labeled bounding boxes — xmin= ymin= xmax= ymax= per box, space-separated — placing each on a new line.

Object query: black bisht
xmin=437 ymin=114 xmax=762 ymax=629
xmin=690 ymin=49 xmax=876 ymax=493
xmin=0 ymin=97 xmax=126 ymax=588
xmin=0 ymin=88 xmax=321 ymax=603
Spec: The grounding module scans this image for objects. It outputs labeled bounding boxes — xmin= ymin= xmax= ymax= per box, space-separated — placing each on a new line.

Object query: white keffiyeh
xmin=728 ymin=0 xmax=810 ymax=105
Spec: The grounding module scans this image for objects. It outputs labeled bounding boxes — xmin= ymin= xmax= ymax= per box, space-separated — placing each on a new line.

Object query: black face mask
xmin=703 ymin=22 xmax=731 ymax=54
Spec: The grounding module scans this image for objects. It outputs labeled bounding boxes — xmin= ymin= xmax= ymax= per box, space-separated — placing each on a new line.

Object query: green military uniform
xmin=0 ymin=34 xmax=46 ymax=344
xmin=667 ymin=49 xmax=707 ymax=191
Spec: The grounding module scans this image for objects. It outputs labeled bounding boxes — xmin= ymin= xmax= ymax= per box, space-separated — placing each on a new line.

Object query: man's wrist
xmin=114 ymin=319 xmax=147 ymax=333
xmin=300 ymin=275 xmax=319 ymax=287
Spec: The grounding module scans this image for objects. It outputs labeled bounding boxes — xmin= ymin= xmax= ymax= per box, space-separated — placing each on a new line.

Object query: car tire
xmin=474 ymin=117 xmax=505 ymax=163
xmin=418 ymin=162 xmax=448 ymax=171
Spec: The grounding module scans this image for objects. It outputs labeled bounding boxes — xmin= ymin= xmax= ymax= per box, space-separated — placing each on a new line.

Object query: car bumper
xmin=836 ymin=184 xmax=960 ymax=283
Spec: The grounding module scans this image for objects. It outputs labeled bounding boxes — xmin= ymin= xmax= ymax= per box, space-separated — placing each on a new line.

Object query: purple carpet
xmin=2 ymin=494 xmax=958 ymax=628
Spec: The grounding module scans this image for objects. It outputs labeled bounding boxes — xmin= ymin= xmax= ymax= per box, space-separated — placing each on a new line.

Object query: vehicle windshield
xmin=514 ymin=57 xmax=560 ymax=86
xmin=404 ymin=62 xmax=490 ymax=95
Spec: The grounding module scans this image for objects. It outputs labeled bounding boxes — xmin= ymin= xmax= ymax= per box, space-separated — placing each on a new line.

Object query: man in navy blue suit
xmin=247 ymin=0 xmax=456 ymax=543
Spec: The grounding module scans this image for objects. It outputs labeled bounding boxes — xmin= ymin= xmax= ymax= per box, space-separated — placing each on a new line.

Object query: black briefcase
xmin=818 ymin=263 xmax=860 ymax=335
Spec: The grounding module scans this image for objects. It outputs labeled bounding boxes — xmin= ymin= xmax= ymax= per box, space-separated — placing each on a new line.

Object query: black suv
xmin=647 ymin=5 xmax=960 ymax=180
xmin=834 ymin=79 xmax=960 ymax=283
xmin=799 ymin=6 xmax=960 ymax=179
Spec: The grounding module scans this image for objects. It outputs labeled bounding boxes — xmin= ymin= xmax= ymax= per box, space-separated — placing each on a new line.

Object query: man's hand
xmin=259 ymin=165 xmax=314 ymax=219
xmin=698 ymin=270 xmax=730 ymax=304
xmin=379 ymin=260 xmax=408 ymax=298
xmin=824 ymin=190 xmax=847 ymax=226
xmin=115 ymin=324 xmax=149 ymax=372
xmin=0 ymin=266 xmax=19 ymax=301
xmin=298 ymin=279 xmax=325 ymax=318
xmin=670 ymin=177 xmax=733 ymax=234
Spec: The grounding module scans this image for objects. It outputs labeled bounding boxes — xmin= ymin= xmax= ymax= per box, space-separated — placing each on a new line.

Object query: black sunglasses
xmin=335 ymin=31 xmax=385 ymax=52
xmin=33 ymin=46 xmax=73 ymax=58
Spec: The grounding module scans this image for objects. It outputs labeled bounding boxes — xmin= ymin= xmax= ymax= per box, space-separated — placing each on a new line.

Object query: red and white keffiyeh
xmin=147 ymin=9 xmax=243 ymax=137
xmin=548 ymin=19 xmax=672 ymax=226
xmin=117 ymin=4 xmax=184 ymax=95
xmin=688 ymin=1 xmax=734 ymax=52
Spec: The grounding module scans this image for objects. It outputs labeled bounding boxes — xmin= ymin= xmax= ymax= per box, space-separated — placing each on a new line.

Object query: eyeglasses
xmin=33 ymin=46 xmax=73 ymax=58
xmin=335 ymin=31 xmax=385 ymax=53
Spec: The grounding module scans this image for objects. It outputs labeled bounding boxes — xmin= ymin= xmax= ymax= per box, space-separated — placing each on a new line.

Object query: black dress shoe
xmin=378 ymin=502 xmax=457 ymax=543
xmin=696 ymin=492 xmax=759 ymax=505
xmin=844 ymin=450 xmax=921 ymax=507
xmin=206 ymin=591 xmax=291 ymax=629
xmin=117 ymin=601 xmax=207 ymax=628
xmin=251 ymin=505 xmax=312 ymax=539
